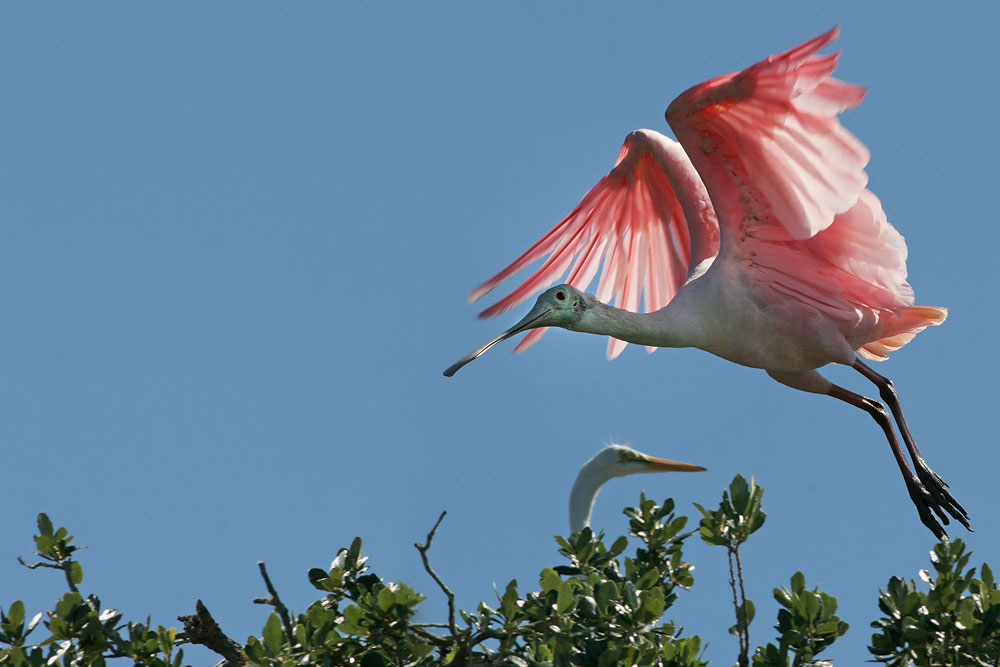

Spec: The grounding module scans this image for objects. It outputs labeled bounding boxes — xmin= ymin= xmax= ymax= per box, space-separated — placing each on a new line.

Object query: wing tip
xmin=803 ymin=25 xmax=840 ymax=54
xmin=468 ymin=283 xmax=493 ymax=304
xmin=606 ymin=337 xmax=627 ymax=360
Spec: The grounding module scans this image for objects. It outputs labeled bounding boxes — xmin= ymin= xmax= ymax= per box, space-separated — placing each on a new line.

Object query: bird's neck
xmin=568 ymin=465 xmax=609 ymax=534
xmin=573 ymin=298 xmax=699 ymax=350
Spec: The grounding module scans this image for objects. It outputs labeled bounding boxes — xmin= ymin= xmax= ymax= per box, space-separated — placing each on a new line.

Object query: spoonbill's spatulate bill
xmin=569 ymin=444 xmax=705 ymax=535
xmin=445 ymin=28 xmax=967 ymax=540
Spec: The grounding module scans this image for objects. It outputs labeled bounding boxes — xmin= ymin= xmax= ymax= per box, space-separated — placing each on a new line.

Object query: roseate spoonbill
xmin=444 ymin=28 xmax=968 ymax=539
xmin=570 ymin=444 xmax=705 ymax=534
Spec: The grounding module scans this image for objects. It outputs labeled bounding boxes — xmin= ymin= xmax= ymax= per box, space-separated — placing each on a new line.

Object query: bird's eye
xmin=556 ymin=291 xmax=566 ymax=301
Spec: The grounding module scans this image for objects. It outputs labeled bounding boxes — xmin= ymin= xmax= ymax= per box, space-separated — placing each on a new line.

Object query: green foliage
xmin=249 ymin=539 xmax=432 ymax=666
xmin=752 ymin=572 xmax=849 ymax=667
xmin=4 ymin=486 xmax=998 ymax=667
xmin=869 ymin=539 xmax=1000 ymax=666
xmin=250 ymin=494 xmax=706 ymax=666
xmin=693 ymin=474 xmax=766 ymax=548
xmin=0 ymin=513 xmax=184 ymax=667
xmin=694 ymin=474 xmax=767 ymax=667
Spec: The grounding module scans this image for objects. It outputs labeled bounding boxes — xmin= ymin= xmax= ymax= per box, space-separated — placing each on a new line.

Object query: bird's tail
xmin=857 ymin=306 xmax=948 ymax=361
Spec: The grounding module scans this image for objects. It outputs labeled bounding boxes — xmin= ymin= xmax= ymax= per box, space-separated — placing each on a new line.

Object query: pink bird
xmin=444 ymin=27 xmax=968 ymax=540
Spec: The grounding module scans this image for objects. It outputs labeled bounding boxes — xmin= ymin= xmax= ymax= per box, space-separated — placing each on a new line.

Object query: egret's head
xmin=443 ymin=284 xmax=592 ymax=377
xmin=589 ymin=444 xmax=707 ymax=479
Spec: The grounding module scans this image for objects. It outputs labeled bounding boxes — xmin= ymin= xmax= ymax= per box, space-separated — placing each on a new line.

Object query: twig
xmin=727 ymin=546 xmax=749 ymax=667
xmin=17 ymin=557 xmax=61 ymax=571
xmin=18 ymin=556 xmax=80 ymax=594
xmin=411 ymin=625 xmax=451 ymax=647
xmin=177 ymin=599 xmax=246 ymax=666
xmin=735 ymin=546 xmax=749 ymax=653
xmin=414 ymin=511 xmax=456 ymax=635
xmin=253 ymin=561 xmax=295 ymax=645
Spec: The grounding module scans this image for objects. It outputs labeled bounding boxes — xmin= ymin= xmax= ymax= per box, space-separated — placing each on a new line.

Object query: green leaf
xmin=26 ymin=611 xmax=43 ymax=635
xmin=540 ymin=568 xmax=561 ymax=593
xmin=338 ymin=604 xmax=365 ymax=635
xmin=261 ymin=613 xmax=283 ymax=655
xmin=635 ymin=568 xmax=659 ymax=590
xmin=609 ymin=535 xmax=629 ymax=557
xmin=244 ymin=636 xmax=266 ymax=662
xmin=376 ymin=586 xmax=395 ymax=612
xmin=34 ymin=534 xmax=54 ymax=557
xmin=623 ymin=581 xmax=639 ymax=610
xmin=7 ymin=600 xmax=25 ymax=628
xmin=790 ymin=571 xmax=805 ymax=593
xmin=638 ymin=588 xmax=666 ymax=621
xmin=307 ymin=567 xmax=331 ymax=591
xmin=556 ymin=580 xmax=574 ymax=614
xmin=37 ymin=514 xmax=53 ymax=538
xmin=69 ymin=561 xmax=83 ymax=586
xmin=499 ymin=580 xmax=520 ymax=619
xmin=735 ymin=598 xmax=754 ymax=631
xmin=330 ymin=549 xmax=348 ymax=571
xmin=697 ymin=525 xmax=727 ymax=546
xmin=347 ymin=537 xmax=363 ymax=569
xmin=596 ymin=581 xmax=618 ymax=613
xmin=773 ymin=586 xmax=792 ymax=608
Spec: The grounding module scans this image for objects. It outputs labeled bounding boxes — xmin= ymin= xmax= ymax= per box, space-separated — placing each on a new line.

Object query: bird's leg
xmin=852 ymin=359 xmax=971 ymax=531
xmin=826 ymin=383 xmax=950 ymax=540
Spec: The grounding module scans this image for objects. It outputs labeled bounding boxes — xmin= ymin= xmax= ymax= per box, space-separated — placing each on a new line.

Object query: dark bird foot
xmin=907 ymin=481 xmax=949 ymax=541
xmin=905 ymin=461 xmax=971 ymax=541
xmin=912 ymin=455 xmax=971 ymax=533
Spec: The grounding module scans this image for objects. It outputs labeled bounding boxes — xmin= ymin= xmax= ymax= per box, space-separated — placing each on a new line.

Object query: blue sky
xmin=2 ymin=4 xmax=997 ymax=664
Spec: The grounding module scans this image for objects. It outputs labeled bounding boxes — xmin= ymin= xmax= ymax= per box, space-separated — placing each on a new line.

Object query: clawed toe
xmin=907 ymin=482 xmax=948 ymax=541
xmin=912 ymin=458 xmax=971 ymax=531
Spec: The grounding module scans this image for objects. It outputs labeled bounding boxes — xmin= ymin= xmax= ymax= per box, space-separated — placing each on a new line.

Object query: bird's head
xmin=568 ymin=443 xmax=706 ymax=534
xmin=590 ymin=444 xmax=707 ymax=479
xmin=444 ymin=284 xmax=592 ymax=376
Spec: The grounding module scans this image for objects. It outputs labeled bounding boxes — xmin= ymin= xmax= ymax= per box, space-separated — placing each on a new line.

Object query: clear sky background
xmin=2 ymin=4 xmax=997 ymax=665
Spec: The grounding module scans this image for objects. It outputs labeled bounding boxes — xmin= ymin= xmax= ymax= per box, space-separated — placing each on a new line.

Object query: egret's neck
xmin=569 ymin=465 xmax=609 ymax=534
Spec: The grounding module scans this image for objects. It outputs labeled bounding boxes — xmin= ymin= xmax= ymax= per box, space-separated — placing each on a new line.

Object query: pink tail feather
xmin=858 ymin=306 xmax=948 ymax=361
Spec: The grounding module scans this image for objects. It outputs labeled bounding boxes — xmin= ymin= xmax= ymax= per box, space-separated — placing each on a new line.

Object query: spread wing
xmin=665 ymin=27 xmax=919 ymax=329
xmin=468 ymin=130 xmax=715 ymax=359
xmin=470 ymin=27 xmax=935 ymax=362
xmin=666 ymin=26 xmax=869 ymax=243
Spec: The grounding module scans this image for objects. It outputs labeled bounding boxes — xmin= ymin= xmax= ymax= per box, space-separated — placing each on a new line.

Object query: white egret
xmin=570 ymin=444 xmax=705 ymax=534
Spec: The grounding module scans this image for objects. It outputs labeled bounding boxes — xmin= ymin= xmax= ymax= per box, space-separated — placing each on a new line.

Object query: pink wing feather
xmin=469 ymin=134 xmax=695 ymax=358
xmin=471 ymin=27 xmax=943 ymax=363
xmin=666 ymin=26 xmax=945 ymax=356
xmin=666 ymin=26 xmax=870 ymax=242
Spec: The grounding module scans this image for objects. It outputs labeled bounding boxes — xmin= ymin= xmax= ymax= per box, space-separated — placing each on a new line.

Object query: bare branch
xmin=17 ymin=556 xmax=61 ymax=571
xmin=410 ymin=625 xmax=451 ymax=647
xmin=253 ymin=561 xmax=295 ymax=645
xmin=414 ymin=510 xmax=456 ymax=635
xmin=728 ymin=546 xmax=749 ymax=667
xmin=18 ymin=555 xmax=80 ymax=594
xmin=177 ymin=599 xmax=246 ymax=666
